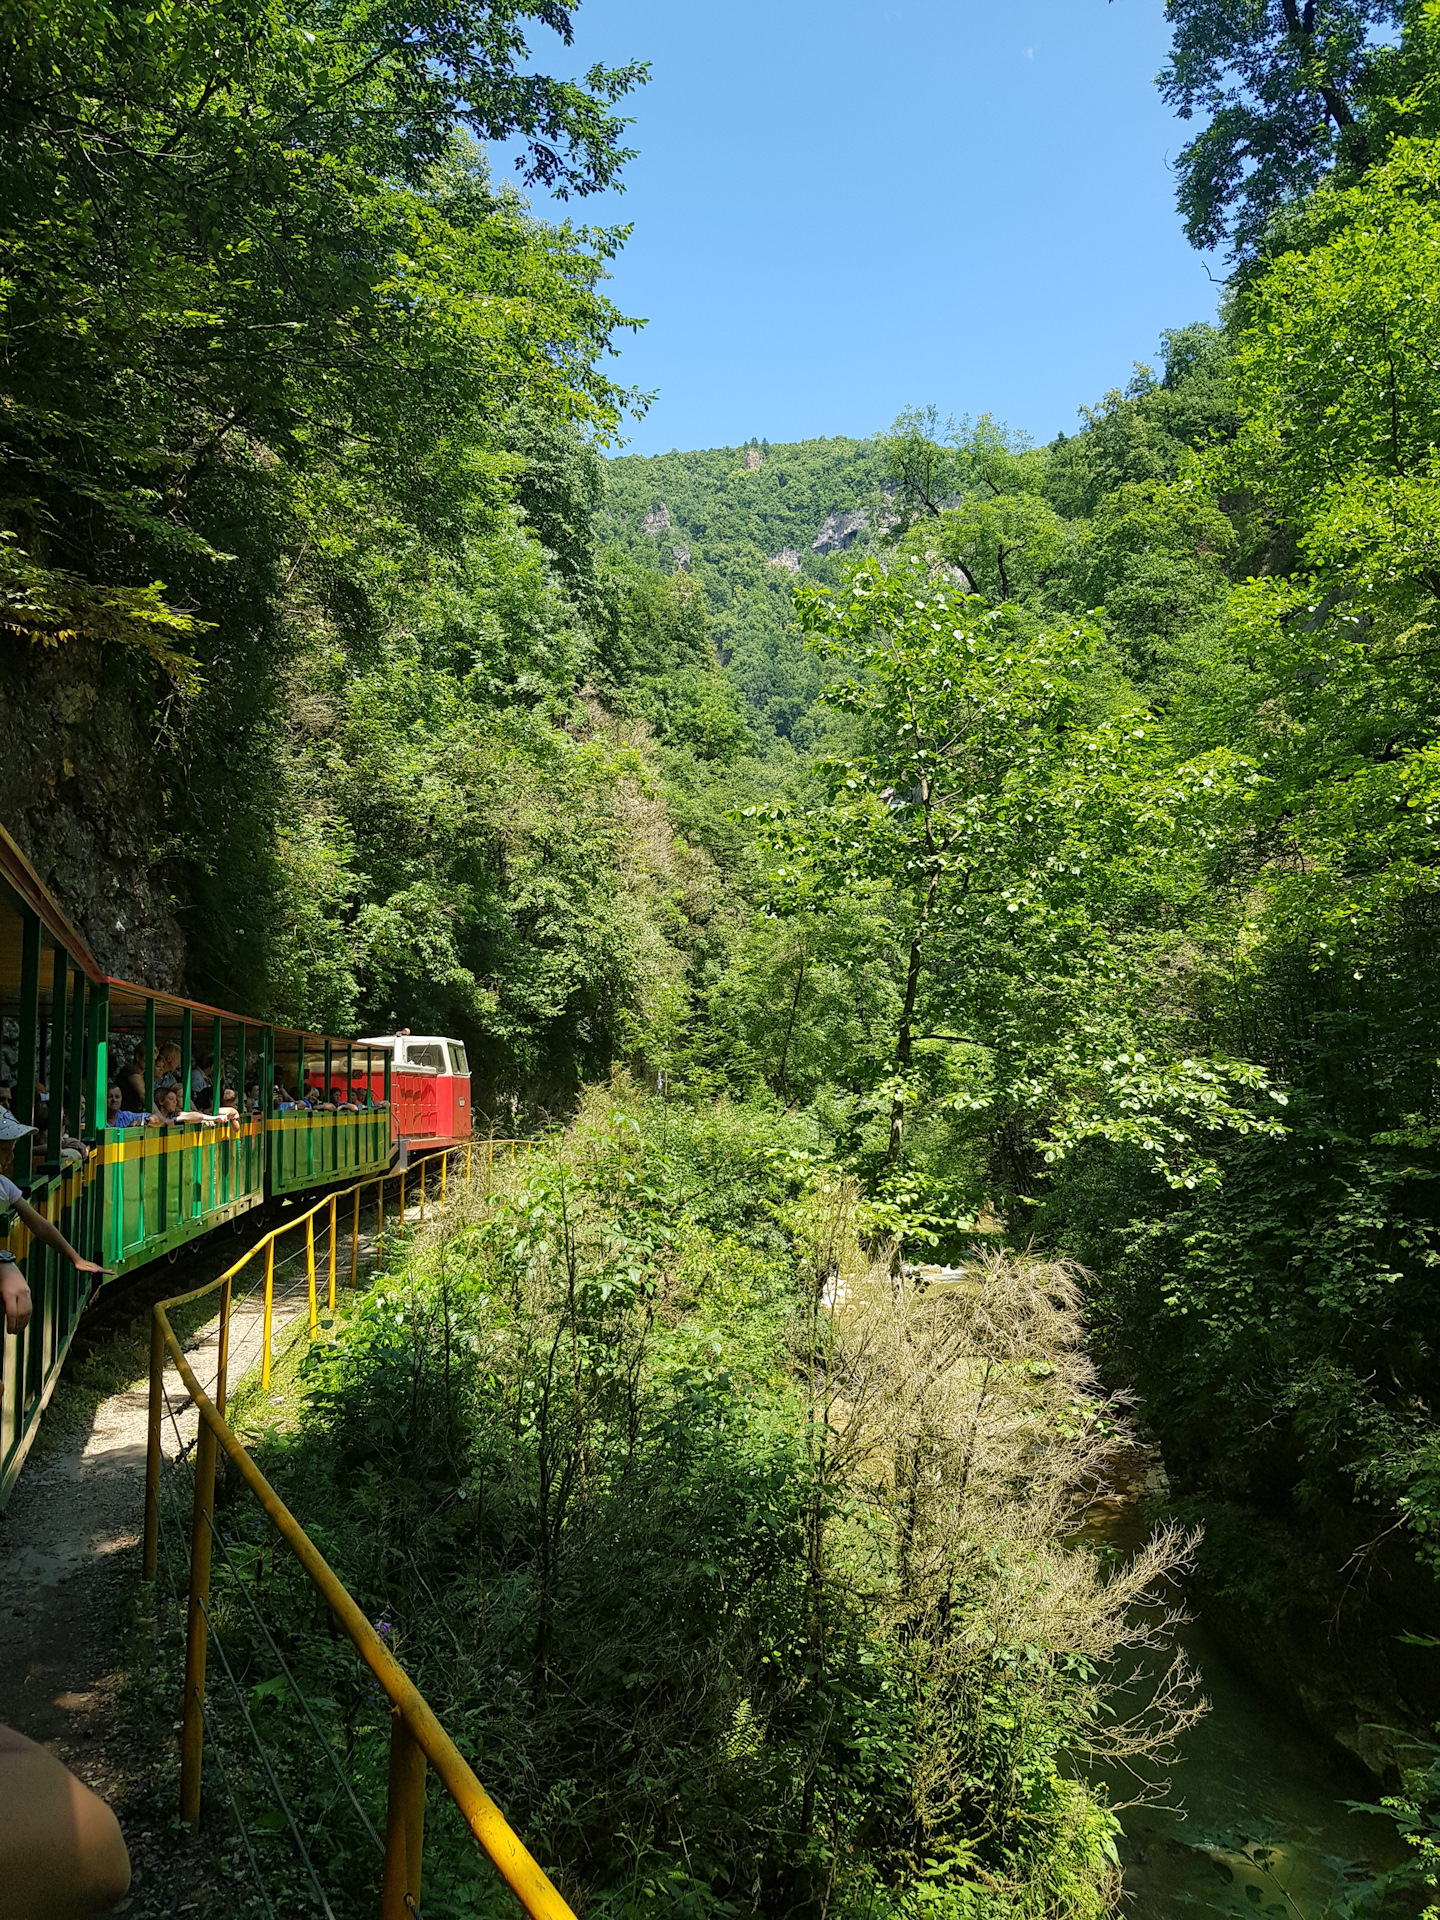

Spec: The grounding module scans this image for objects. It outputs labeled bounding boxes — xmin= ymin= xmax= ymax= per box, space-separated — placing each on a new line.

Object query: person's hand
xmin=2 ymin=1264 xmax=32 ymax=1334
xmin=69 ymin=1257 xmax=107 ymax=1279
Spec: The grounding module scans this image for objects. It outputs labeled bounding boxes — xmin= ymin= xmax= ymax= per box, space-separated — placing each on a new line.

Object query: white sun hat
xmin=0 ymin=1109 xmax=38 ymax=1142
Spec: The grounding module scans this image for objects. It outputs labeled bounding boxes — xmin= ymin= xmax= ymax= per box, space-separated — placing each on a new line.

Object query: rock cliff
xmin=0 ymin=638 xmax=184 ymax=987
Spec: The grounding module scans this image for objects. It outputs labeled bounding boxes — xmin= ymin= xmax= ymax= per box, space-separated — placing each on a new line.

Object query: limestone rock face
xmin=0 ymin=637 xmax=185 ymax=987
xmin=769 ymin=549 xmax=803 ymax=574
xmin=670 ymin=544 xmax=692 ymax=571
xmin=641 ymin=501 xmax=671 ymax=536
xmin=811 ymin=508 xmax=871 ymax=555
xmin=742 ymin=447 xmax=764 ymax=470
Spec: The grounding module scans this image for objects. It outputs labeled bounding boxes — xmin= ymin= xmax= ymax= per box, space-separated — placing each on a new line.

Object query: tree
xmin=753 ymin=559 xmax=1281 ymax=1222
xmin=1158 ymin=0 xmax=1403 ymax=256
xmin=0 ymin=0 xmax=646 ymax=634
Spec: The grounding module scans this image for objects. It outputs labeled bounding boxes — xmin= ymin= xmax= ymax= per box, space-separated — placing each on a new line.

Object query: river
xmin=1080 ymin=1452 xmax=1408 ymax=1920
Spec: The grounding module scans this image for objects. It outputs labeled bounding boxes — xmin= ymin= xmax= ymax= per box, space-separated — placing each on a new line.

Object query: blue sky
xmin=521 ymin=1 xmax=1220 ymax=456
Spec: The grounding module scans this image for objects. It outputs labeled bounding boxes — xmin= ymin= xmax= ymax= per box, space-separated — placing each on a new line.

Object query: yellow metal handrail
xmin=142 ymin=1139 xmax=563 ymax=1919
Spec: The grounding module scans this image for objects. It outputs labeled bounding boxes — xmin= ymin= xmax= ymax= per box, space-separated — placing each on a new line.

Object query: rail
xmin=143 ymin=1136 xmax=565 ymax=1920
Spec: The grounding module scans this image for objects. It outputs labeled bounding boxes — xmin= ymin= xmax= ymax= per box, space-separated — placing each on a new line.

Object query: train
xmin=0 ymin=822 xmax=473 ymax=1505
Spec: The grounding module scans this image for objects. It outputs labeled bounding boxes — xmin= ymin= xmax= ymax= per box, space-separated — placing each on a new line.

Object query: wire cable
xmin=198 ymin=1691 xmax=280 ymax=1920
xmin=199 ymin=1590 xmax=340 ymax=1920
xmin=154 ymin=1427 xmax=277 ymax=1919
xmin=201 ymin=1505 xmax=385 ymax=1857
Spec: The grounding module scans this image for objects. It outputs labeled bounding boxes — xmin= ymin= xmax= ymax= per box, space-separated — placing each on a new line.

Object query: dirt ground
xmin=0 ymin=1233 xmax=326 ymax=1914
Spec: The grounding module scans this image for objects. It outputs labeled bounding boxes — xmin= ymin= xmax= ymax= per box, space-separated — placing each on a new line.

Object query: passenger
xmin=189 ymin=1056 xmax=212 ymax=1105
xmin=109 ymin=1085 xmax=149 ymax=1130
xmin=0 ymin=1720 xmax=130 ymax=1916
xmin=0 ymin=1111 xmax=107 ymax=1322
xmin=0 ymin=1084 xmax=12 ymax=1110
xmin=245 ymin=1083 xmax=262 ymax=1113
xmin=329 ymin=1084 xmax=361 ymax=1113
xmin=116 ymin=1053 xmax=147 ymax=1112
xmin=216 ymin=1087 xmax=242 ymax=1127
xmin=149 ymin=1087 xmax=215 ymax=1128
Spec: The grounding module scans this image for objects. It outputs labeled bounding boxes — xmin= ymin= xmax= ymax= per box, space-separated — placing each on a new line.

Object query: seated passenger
xmin=153 ymin=1042 xmax=182 ymax=1094
xmin=0 ymin=1111 xmax=107 ymax=1303
xmin=216 ymin=1087 xmax=242 ymax=1126
xmin=108 ymin=1084 xmax=149 ymax=1129
xmin=328 ymin=1084 xmax=361 ymax=1113
xmin=116 ymin=1054 xmax=147 ymax=1113
xmin=149 ymin=1086 xmax=215 ymax=1128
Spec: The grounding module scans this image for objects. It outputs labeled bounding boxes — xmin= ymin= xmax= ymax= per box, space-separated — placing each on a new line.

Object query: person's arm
xmin=10 ymin=1197 xmax=105 ymax=1278
xmin=0 ymin=1721 xmax=131 ymax=1916
xmin=0 ymin=1255 xmax=31 ymax=1334
xmin=174 ymin=1109 xmax=216 ymax=1127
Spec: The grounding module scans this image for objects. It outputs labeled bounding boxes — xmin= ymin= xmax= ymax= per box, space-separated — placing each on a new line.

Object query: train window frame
xmin=405 ymin=1042 xmax=446 ymax=1072
xmin=448 ymin=1043 xmax=469 ymax=1076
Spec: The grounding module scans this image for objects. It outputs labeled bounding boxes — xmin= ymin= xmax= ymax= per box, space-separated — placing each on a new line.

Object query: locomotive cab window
xmin=406 ymin=1043 xmax=445 ymax=1071
xmin=448 ymin=1044 xmax=469 ymax=1075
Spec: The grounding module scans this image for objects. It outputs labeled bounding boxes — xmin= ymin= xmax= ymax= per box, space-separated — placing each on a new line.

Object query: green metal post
xmin=89 ymin=983 xmax=109 ymax=1133
xmin=262 ymin=1027 xmax=274 ymax=1115
xmin=180 ymin=1006 xmax=193 ymax=1115
xmin=383 ymin=1049 xmax=392 ymax=1108
xmin=66 ymin=966 xmax=85 ymax=1138
xmin=46 ymin=945 xmax=67 ymax=1170
xmin=14 ymin=909 xmax=40 ymax=1181
xmin=143 ymin=998 xmax=156 ymax=1110
xmin=86 ymin=984 xmax=109 ymax=1265
xmin=211 ymin=1014 xmax=222 ymax=1109
xmin=323 ymin=1038 xmax=334 ymax=1170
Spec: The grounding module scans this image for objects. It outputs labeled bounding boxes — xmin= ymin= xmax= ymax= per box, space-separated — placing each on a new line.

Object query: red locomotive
xmin=355 ymin=1031 xmax=472 ymax=1161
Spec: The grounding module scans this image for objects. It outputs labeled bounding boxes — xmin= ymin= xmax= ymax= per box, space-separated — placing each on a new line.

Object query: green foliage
xmin=742 ymin=558 xmax=1282 ymax=1240
xmin=1158 ymin=0 xmax=1404 ymax=257
xmin=196 ymin=1091 xmax=1177 ymax=1919
xmin=602 ymin=436 xmax=888 ymax=748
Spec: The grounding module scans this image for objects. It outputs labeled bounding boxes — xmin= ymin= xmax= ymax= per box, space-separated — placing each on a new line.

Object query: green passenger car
xmin=0 ymin=824 xmax=396 ymax=1506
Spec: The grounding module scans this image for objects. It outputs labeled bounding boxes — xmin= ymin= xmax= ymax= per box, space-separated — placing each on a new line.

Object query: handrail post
xmin=418 ymin=1159 xmax=425 ymax=1224
xmin=142 ymin=1312 xmax=164 ymax=1580
xmin=381 ymin=1708 xmax=426 ymax=1920
xmin=215 ymin=1272 xmax=232 ymax=1417
xmin=180 ymin=1410 xmax=218 ymax=1828
xmin=261 ymin=1236 xmax=276 ymax=1389
xmin=328 ymin=1193 xmax=338 ymax=1312
xmin=307 ymin=1212 xmax=318 ymax=1339
xmin=350 ymin=1184 xmax=361 ymax=1289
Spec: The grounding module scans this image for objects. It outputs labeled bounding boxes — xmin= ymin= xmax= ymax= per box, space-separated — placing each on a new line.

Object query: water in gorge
xmin=1081 ymin=1454 xmax=1410 ymax=1920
